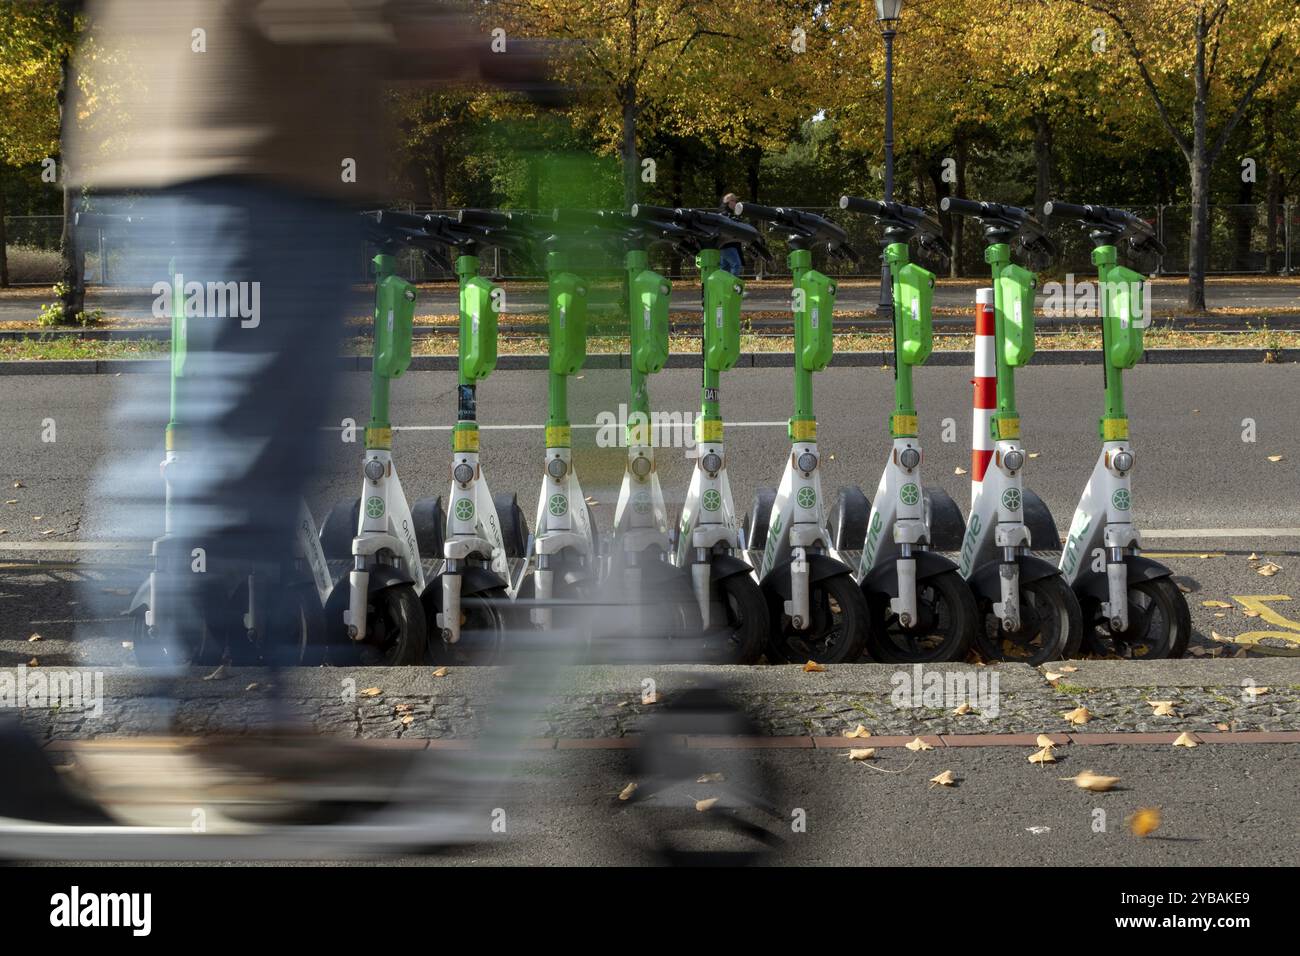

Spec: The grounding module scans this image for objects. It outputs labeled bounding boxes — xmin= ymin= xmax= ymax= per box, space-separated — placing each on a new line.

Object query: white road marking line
xmin=324 ymin=421 xmax=789 ymax=431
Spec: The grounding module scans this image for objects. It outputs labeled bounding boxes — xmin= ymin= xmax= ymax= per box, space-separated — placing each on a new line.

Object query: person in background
xmin=719 ymin=192 xmax=745 ymax=276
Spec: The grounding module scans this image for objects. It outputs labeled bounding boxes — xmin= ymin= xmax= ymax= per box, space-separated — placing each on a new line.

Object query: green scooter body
xmin=372 ymin=265 xmax=415 ymax=380
xmin=1100 ymin=261 xmax=1146 ymax=370
xmin=459 ymin=267 xmax=498 ymax=383
xmin=630 ymin=266 xmax=671 ymax=375
xmin=995 ymin=261 xmax=1037 ymax=368
xmin=548 ymin=270 xmax=589 ymax=377
xmin=702 ymin=261 xmax=743 ymax=372
xmin=893 ymin=259 xmax=935 ymax=367
xmin=795 ymin=267 xmax=835 ymax=372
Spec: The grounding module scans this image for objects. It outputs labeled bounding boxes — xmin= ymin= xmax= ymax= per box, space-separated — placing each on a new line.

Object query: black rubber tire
xmin=1023 ymin=488 xmax=1061 ymax=550
xmin=318 ymin=498 xmax=361 ymax=563
xmin=265 ymin=582 xmax=327 ymax=666
xmin=426 ymin=584 xmax=513 ymax=666
xmin=129 ymin=605 xmax=223 ymax=667
xmin=828 ymin=485 xmax=871 ymax=551
xmin=744 ymin=487 xmax=777 ymax=553
xmin=699 ymin=572 xmax=769 ymax=664
xmin=359 ymin=584 xmax=428 ymax=665
xmin=1078 ymin=577 xmax=1190 ymax=659
xmin=412 ymin=496 xmax=445 ymax=561
xmin=765 ymin=571 xmax=869 ymax=664
xmin=973 ymin=572 xmax=1079 ymax=665
xmin=864 ymin=569 xmax=977 ymax=663
xmin=924 ymin=486 xmax=966 ymax=552
xmin=493 ymin=492 xmax=529 ymax=559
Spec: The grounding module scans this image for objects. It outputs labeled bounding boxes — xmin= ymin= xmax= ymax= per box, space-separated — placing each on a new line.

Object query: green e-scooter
xmin=733 ymin=203 xmax=871 ymax=665
xmin=833 ymin=197 xmax=977 ymax=663
xmin=940 ymin=197 xmax=1082 ymax=663
xmin=1043 ymin=201 xmax=1190 ymax=658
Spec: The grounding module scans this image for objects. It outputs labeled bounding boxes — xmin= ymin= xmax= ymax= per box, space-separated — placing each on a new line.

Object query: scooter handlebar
xmin=1043 ymin=199 xmax=1164 ymax=255
xmin=736 ymin=202 xmax=852 ymax=252
xmin=458 ymin=208 xmax=514 ymax=228
xmin=938 ymin=196 xmax=985 ymax=218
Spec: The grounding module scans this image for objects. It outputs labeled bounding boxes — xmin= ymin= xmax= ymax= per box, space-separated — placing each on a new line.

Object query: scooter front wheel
xmin=426 ymin=585 xmax=512 ymax=666
xmin=1078 ymin=578 xmax=1190 ymax=659
xmin=358 ymin=584 xmax=428 ymax=666
xmin=765 ymin=572 xmax=869 ymax=665
xmin=972 ymin=573 xmax=1079 ymax=665
xmin=700 ymin=573 xmax=769 ymax=665
xmin=865 ymin=570 xmax=976 ymax=663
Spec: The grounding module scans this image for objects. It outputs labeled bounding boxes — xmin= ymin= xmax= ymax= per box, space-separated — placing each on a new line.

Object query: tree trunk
xmin=746 ymin=148 xmax=760 ymax=202
xmin=1263 ymin=103 xmax=1281 ymax=273
xmin=57 ymin=50 xmax=84 ymax=321
xmin=0 ymin=174 xmax=8 ymax=288
xmin=621 ymin=95 xmax=638 ymax=210
xmin=1033 ymin=113 xmax=1053 ymax=216
xmin=950 ymin=136 xmax=967 ymax=279
xmin=1185 ymin=13 xmax=1209 ymax=311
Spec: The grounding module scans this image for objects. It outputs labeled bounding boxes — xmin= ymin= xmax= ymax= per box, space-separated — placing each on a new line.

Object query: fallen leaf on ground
xmin=401 ymin=715 xmax=415 ymax=726
xmin=1044 ymin=671 xmax=1063 ymax=682
xmin=1173 ymin=732 xmax=1198 ymax=747
xmin=803 ymin=660 xmax=827 ymax=673
xmin=1063 ymin=706 xmax=1092 ymax=725
xmin=929 ymin=770 xmax=957 ymax=787
xmin=1257 ymin=562 xmax=1282 ymax=577
xmin=27 ymin=633 xmax=41 ymax=642
xmin=848 ymin=748 xmax=877 ymax=761
xmin=1215 ymin=723 xmax=1230 ymax=731
xmin=641 ymin=692 xmax=659 ymax=704
xmin=245 ymin=683 xmax=259 ymax=691
xmin=203 ymin=663 xmax=229 ymax=681
xmin=1247 ymin=552 xmax=1259 ymax=561
xmin=1036 ymin=734 xmax=1057 ymax=748
xmin=1060 ymin=665 xmax=1078 ymax=673
xmin=431 ymin=667 xmax=448 ymax=678
xmin=843 ymin=724 xmax=872 ymax=738
xmin=1245 ymin=686 xmax=1270 ymax=696
xmin=952 ymin=702 xmax=973 ymax=715
xmin=1028 ymin=747 xmax=1056 ymax=764
xmin=394 ymin=703 xmax=413 ymax=714
xmin=1148 ymin=700 xmax=1178 ymax=716
xmin=695 ymin=798 xmax=719 ymax=812
xmin=12 ymin=481 xmax=23 ymax=489
xmin=1027 ymin=452 xmax=1040 ymax=459
xmin=1267 ymin=455 xmax=1284 ymax=462
xmin=1210 ymin=630 xmax=1230 ymax=642
xmin=905 ymin=737 xmax=934 ymax=751
xmin=359 ymin=686 xmax=382 ymax=697
xmin=27 ymin=658 xmax=38 ymax=667
xmin=1243 ymin=610 xmax=1261 ymax=618
xmin=618 ymin=782 xmax=637 ymax=801
xmin=1066 ymin=770 xmax=1119 ymax=792
xmin=954 ymin=466 xmax=967 ymax=475
xmin=696 ymin=772 xmax=725 ymax=783
xmin=1129 ymin=807 xmax=1162 ymax=837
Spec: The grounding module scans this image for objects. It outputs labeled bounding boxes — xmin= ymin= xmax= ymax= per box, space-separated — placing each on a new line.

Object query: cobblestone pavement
xmin=9 ymin=659 xmax=1299 ymax=742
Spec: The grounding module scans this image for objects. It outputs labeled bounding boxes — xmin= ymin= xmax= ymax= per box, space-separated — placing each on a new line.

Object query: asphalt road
xmin=24 ymin=745 xmax=1298 ymax=866
xmin=2 ymin=278 xmax=1298 ymax=324
xmin=2 ymin=363 xmax=1298 ymax=661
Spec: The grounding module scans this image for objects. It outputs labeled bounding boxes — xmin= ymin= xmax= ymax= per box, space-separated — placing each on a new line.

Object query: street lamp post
xmin=876 ymin=0 xmax=903 ymax=324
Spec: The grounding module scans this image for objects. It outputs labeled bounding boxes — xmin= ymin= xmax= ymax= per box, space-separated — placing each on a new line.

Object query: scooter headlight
xmin=701 ymin=452 xmax=723 ymax=475
xmin=797 ymin=452 xmax=818 ymax=474
xmin=899 ymin=447 xmax=921 ymax=470
xmin=1113 ymin=451 xmax=1134 ymax=473
xmin=364 ymin=458 xmax=386 ymax=482
xmin=1003 ymin=449 xmax=1025 ymax=473
xmin=547 ymin=457 xmax=568 ymax=480
xmin=453 ymin=462 xmax=475 ymax=485
xmin=631 ymin=455 xmax=652 ymax=478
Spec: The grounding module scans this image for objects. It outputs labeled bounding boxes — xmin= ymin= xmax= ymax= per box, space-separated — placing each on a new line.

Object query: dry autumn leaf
xmin=203 ymin=663 xmax=230 ymax=681
xmin=1215 ymin=723 xmax=1230 ymax=732
xmin=1148 ymin=700 xmax=1178 ymax=717
xmin=1028 ymin=747 xmax=1056 ymax=764
xmin=1036 ymin=734 xmax=1057 ymax=748
xmin=401 ymin=715 xmax=415 ymax=726
xmin=359 ymin=686 xmax=382 ymax=697
xmin=1245 ymin=686 xmax=1270 ymax=697
xmin=843 ymin=724 xmax=872 ymax=739
xmin=1066 ymin=770 xmax=1120 ymax=792
xmin=929 ymin=770 xmax=957 ymax=787
xmin=952 ymin=702 xmax=973 ymax=715
xmin=695 ymin=797 xmax=719 ymax=812
xmin=954 ymin=466 xmax=967 ymax=475
xmin=1267 ymin=455 xmax=1284 ymax=462
xmin=696 ymin=772 xmax=725 ymax=783
xmin=1060 ymin=665 xmax=1078 ymax=673
xmin=1257 ymin=563 xmax=1282 ymax=577
xmin=1129 ymin=807 xmax=1161 ymax=837
xmin=803 ymin=660 xmax=827 ymax=673
xmin=618 ymin=782 xmax=637 ymax=801
xmin=431 ymin=667 xmax=448 ymax=678
xmin=1063 ymin=706 xmax=1092 ymax=725
xmin=848 ymin=748 xmax=877 ymax=761
xmin=27 ymin=657 xmax=39 ymax=667
xmin=1173 ymin=732 xmax=1198 ymax=747
xmin=1044 ymin=671 xmax=1064 ymax=682
xmin=1247 ymin=552 xmax=1260 ymax=561
xmin=244 ymin=682 xmax=259 ymax=691
xmin=27 ymin=633 xmax=41 ymax=642
xmin=905 ymin=737 xmax=934 ymax=751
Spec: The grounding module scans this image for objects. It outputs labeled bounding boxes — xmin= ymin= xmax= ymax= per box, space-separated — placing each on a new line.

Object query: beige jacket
xmin=68 ymin=0 xmax=408 ymax=200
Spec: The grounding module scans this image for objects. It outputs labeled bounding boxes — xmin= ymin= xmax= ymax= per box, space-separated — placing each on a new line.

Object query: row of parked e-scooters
xmin=123 ymin=196 xmax=1191 ymax=669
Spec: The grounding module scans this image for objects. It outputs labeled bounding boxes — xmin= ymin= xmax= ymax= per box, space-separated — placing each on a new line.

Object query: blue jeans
xmin=720 ymin=246 xmax=743 ymax=276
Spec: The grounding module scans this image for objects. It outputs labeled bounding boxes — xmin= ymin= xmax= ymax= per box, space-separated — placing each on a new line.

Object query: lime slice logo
xmin=1112 ymin=488 xmax=1131 ymax=511
xmin=548 ymin=493 xmax=569 ymax=517
xmin=1001 ymin=488 xmax=1022 ymax=511
xmin=702 ymin=489 xmax=722 ymax=512
xmin=365 ymin=496 xmax=385 ymax=519
xmin=899 ymin=483 xmax=920 ymax=506
xmin=633 ymin=492 xmax=652 ymax=515
xmin=454 ymin=498 xmax=475 ymax=522
xmin=796 ymin=487 xmax=817 ymax=510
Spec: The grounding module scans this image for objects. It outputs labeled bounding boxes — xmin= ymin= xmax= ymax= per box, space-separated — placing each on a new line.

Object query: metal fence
xmin=4 ymin=203 xmax=1297 ymax=284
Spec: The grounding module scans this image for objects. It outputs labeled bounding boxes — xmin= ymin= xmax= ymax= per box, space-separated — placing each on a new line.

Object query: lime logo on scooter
xmin=702 ymin=489 xmax=722 ymax=512
xmin=1111 ymin=488 xmax=1131 ymax=511
xmin=761 ymin=510 xmax=784 ymax=576
xmin=958 ymin=512 xmax=982 ymax=577
xmin=1060 ymin=510 xmax=1093 ymax=576
xmin=548 ymin=493 xmax=569 ymax=517
xmin=365 ymin=496 xmax=385 ymax=519
xmin=861 ymin=510 xmax=885 ymax=573
xmin=454 ymin=498 xmax=475 ymax=522
xmin=796 ymin=487 xmax=817 ymax=510
xmin=1001 ymin=488 xmax=1022 ymax=511
xmin=899 ymin=483 xmax=920 ymax=506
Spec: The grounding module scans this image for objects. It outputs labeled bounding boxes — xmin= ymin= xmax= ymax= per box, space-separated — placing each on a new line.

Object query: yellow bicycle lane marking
xmin=1223 ymin=595 xmax=1300 ymax=656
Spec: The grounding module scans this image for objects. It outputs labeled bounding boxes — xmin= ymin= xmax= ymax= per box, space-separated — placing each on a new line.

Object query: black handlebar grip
xmin=733 ymin=201 xmax=783 ymax=221
xmin=458 ymin=208 xmax=513 ymax=227
xmin=839 ymin=195 xmax=886 ymax=216
xmin=1042 ymin=200 xmax=1095 ymax=221
xmin=374 ymin=209 xmax=432 ymax=231
xmin=939 ymin=196 xmax=985 ymax=217
xmin=630 ymin=203 xmax=679 ymax=221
